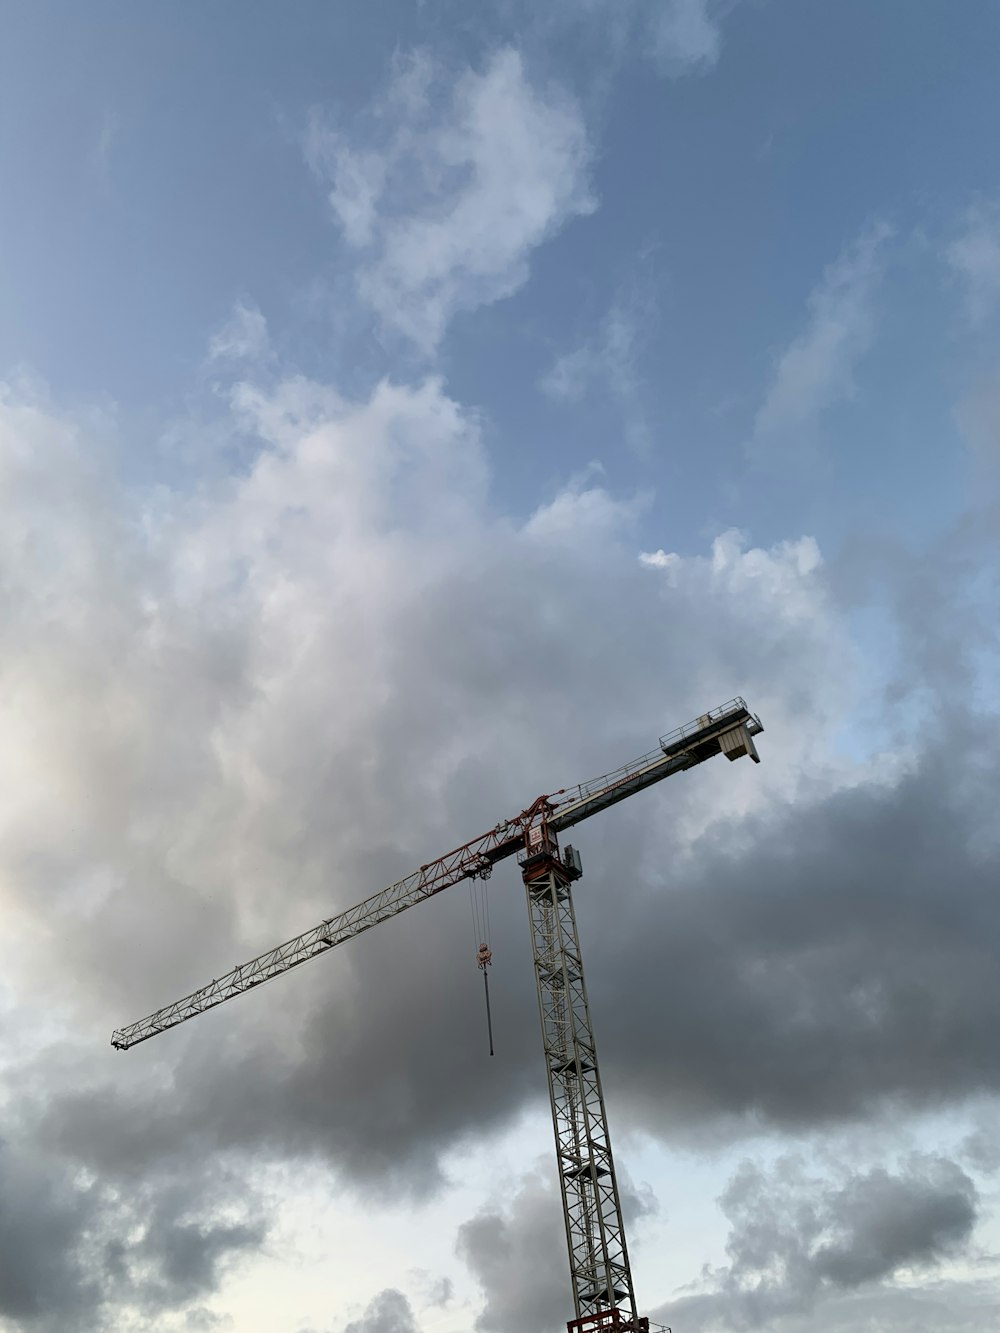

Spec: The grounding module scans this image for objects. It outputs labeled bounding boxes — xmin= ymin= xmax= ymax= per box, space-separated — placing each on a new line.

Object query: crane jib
xmin=110 ymin=696 xmax=764 ymax=1333
xmin=110 ymin=699 xmax=762 ymax=1052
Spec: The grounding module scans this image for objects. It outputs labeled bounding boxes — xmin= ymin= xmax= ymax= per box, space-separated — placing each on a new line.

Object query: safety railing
xmin=657 ymin=696 xmax=747 ymax=752
xmin=554 ymin=698 xmax=750 ymax=811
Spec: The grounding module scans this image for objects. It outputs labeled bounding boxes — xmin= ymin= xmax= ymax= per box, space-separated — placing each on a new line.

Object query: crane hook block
xmin=476 ymin=942 xmax=493 ymax=969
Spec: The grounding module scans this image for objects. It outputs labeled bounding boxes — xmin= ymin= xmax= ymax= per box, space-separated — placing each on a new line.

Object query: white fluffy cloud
xmin=0 ymin=370 xmax=836 ymax=1007
xmin=308 ymin=48 xmax=596 ymax=353
xmin=563 ymin=0 xmax=726 ymax=76
xmin=0 ymin=368 xmax=839 ymax=1008
xmin=540 ymin=287 xmax=654 ymax=455
xmin=957 ymin=373 xmax=1000 ymax=468
xmin=947 ymin=202 xmax=1000 ymax=327
xmin=208 ymin=302 xmax=271 ymax=365
xmin=754 ymin=223 xmax=893 ymax=448
xmin=0 ymin=367 xmax=839 ymax=1107
xmin=647 ymin=0 xmax=723 ymax=74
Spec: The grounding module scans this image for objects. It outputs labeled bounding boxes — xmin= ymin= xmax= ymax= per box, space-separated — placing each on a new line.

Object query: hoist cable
xmin=482 ymin=968 xmax=494 ymax=1058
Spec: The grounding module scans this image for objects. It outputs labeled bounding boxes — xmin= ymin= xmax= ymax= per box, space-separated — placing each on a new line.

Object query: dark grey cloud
xmin=960 ymin=1115 xmax=1000 ymax=1175
xmin=0 ymin=1141 xmax=100 ymax=1329
xmin=457 ymin=1163 xmax=656 ymax=1333
xmin=590 ymin=711 xmax=1000 ymax=1136
xmin=131 ymin=1190 xmax=266 ymax=1314
xmin=0 ymin=1137 xmax=264 ymax=1333
xmin=812 ymin=1159 xmax=975 ymax=1287
xmin=659 ymin=1153 xmax=979 ymax=1331
xmin=343 ymin=1288 xmax=419 ymax=1333
xmin=774 ymin=1283 xmax=1000 ymax=1333
xmin=458 ymin=1173 xmax=569 ymax=1333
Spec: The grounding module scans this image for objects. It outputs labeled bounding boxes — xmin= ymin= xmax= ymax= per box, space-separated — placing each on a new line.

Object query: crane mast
xmin=523 ymin=828 xmax=635 ymax=1325
xmin=112 ymin=698 xmax=763 ymax=1331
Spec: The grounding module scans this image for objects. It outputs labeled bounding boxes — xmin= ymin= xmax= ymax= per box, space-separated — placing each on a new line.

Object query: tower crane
xmin=112 ymin=697 xmax=762 ymax=1333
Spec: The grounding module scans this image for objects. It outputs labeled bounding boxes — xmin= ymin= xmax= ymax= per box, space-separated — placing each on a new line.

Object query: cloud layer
xmin=662 ymin=1154 xmax=979 ymax=1331
xmin=1 ymin=350 xmax=998 ymax=1328
xmin=3 ymin=7 xmax=1000 ymax=1330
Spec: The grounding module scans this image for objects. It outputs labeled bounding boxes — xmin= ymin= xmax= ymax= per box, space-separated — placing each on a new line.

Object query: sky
xmin=1 ymin=1 xmax=1000 ymax=1330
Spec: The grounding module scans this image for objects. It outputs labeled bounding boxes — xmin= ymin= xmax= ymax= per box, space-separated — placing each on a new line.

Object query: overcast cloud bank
xmin=1 ymin=12 xmax=1000 ymax=1331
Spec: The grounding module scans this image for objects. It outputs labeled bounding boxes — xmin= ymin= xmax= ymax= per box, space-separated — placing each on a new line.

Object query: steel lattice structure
xmin=523 ymin=836 xmax=636 ymax=1322
xmin=112 ymin=697 xmax=763 ymax=1332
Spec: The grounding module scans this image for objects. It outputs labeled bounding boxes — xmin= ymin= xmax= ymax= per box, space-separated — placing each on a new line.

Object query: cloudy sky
xmin=2 ymin=2 xmax=1000 ymax=1330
